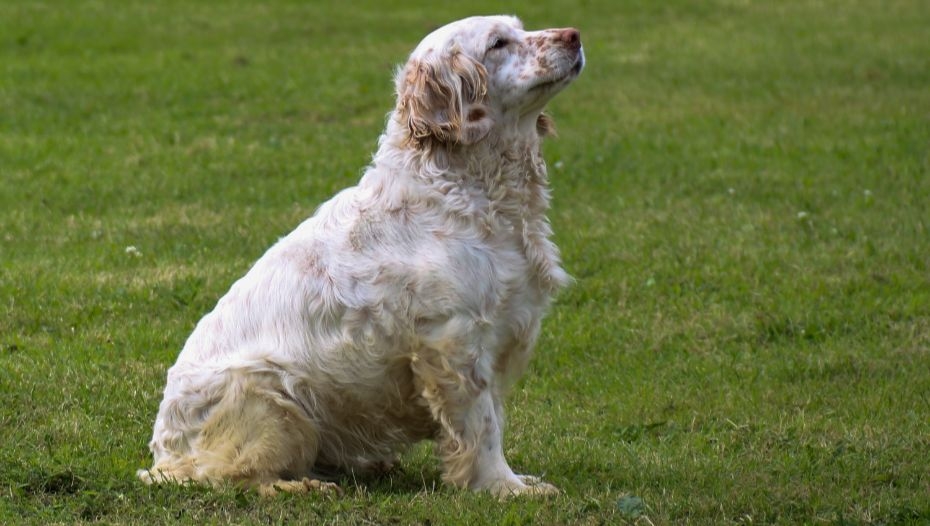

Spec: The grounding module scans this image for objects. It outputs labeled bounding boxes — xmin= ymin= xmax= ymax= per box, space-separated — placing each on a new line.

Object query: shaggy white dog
xmin=139 ymin=15 xmax=584 ymax=497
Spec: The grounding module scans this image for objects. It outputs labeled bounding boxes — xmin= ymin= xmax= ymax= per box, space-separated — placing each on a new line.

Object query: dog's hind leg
xmin=140 ymin=368 xmax=337 ymax=495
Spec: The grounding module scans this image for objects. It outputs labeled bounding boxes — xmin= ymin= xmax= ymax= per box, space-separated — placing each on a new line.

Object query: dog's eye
xmin=489 ymin=38 xmax=509 ymax=51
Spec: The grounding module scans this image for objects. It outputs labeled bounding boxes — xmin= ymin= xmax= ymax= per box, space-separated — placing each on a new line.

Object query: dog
xmin=138 ymin=14 xmax=584 ymax=498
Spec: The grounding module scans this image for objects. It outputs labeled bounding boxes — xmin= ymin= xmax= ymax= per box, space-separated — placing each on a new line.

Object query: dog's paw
xmin=486 ymin=475 xmax=560 ymax=498
xmin=356 ymin=457 xmax=398 ymax=476
xmin=258 ymin=477 xmax=343 ymax=497
xmin=515 ymin=475 xmax=560 ymax=497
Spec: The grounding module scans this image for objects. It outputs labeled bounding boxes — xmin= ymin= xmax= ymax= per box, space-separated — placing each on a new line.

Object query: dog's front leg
xmin=411 ymin=323 xmax=558 ymax=497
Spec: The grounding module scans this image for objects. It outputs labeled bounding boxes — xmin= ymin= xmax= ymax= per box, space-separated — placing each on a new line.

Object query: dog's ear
xmin=449 ymin=51 xmax=494 ymax=144
xmin=396 ymin=49 xmax=493 ymax=148
xmin=536 ymin=112 xmax=557 ymax=138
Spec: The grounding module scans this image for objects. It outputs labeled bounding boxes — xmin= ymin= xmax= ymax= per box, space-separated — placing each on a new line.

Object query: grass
xmin=1 ymin=0 xmax=928 ymax=523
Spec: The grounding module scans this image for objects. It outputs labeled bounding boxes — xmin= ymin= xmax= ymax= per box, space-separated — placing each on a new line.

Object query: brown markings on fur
xmin=525 ymin=35 xmax=545 ymax=48
xmin=526 ymin=30 xmax=577 ymax=77
xmin=514 ymin=44 xmax=531 ymax=61
xmin=536 ymin=113 xmax=556 ymax=137
xmin=450 ymin=50 xmax=488 ymax=103
xmin=349 ymin=211 xmax=382 ymax=251
xmin=402 ymin=61 xmax=420 ymax=87
xmin=387 ymin=199 xmax=414 ymax=223
xmin=302 ymin=250 xmax=323 ymax=275
xmin=466 ymin=107 xmax=486 ymax=122
xmin=536 ymin=55 xmax=551 ymax=73
xmin=397 ymin=51 xmax=490 ymax=150
xmin=280 ymin=244 xmax=328 ymax=279
xmin=397 ymin=59 xmax=445 ymax=148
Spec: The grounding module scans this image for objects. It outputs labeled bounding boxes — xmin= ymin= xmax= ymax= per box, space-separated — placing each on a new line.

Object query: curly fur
xmin=138 ymin=15 xmax=584 ymax=498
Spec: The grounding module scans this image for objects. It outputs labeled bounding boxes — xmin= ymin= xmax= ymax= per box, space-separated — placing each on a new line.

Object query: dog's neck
xmin=372 ymin=117 xmax=550 ymax=218
xmin=367 ymin=117 xmax=569 ymax=292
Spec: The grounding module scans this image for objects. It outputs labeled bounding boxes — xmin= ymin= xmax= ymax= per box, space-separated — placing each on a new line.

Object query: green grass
xmin=2 ymin=0 xmax=929 ymax=523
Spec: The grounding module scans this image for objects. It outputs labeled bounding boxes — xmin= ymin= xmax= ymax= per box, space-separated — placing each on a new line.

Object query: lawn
xmin=1 ymin=0 xmax=929 ymax=524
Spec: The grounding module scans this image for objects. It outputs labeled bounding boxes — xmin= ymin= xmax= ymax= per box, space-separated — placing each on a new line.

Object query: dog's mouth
xmin=571 ymin=51 xmax=585 ymax=74
xmin=531 ymin=50 xmax=585 ymax=91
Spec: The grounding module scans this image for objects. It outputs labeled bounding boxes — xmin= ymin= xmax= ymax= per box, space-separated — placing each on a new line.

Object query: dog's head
xmin=395 ymin=15 xmax=584 ymax=149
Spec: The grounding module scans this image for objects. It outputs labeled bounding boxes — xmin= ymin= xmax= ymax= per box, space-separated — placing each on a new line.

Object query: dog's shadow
xmin=310 ymin=442 xmax=445 ymax=496
xmin=332 ymin=464 xmax=444 ymax=496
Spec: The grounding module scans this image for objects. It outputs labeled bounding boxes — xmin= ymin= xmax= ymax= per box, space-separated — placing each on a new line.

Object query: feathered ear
xmin=395 ymin=49 xmax=493 ymax=149
xmin=536 ymin=112 xmax=557 ymax=138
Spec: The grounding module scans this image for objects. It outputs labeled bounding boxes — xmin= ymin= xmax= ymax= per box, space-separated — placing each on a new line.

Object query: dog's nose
xmin=558 ymin=28 xmax=581 ymax=49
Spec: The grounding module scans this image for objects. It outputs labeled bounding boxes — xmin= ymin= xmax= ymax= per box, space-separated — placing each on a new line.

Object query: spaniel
xmin=139 ymin=15 xmax=584 ymax=498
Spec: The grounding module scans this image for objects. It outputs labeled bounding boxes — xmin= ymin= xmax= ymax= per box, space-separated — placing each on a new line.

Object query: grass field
xmin=2 ymin=0 xmax=929 ymax=524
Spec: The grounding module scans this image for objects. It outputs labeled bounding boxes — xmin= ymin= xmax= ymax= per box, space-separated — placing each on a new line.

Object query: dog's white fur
xmin=139 ymin=15 xmax=584 ymax=497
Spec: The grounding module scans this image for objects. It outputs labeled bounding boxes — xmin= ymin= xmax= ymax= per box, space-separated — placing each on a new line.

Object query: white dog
xmin=139 ymin=15 xmax=584 ymax=498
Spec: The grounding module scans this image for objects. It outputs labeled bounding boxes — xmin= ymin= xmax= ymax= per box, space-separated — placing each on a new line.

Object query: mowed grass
xmin=1 ymin=0 xmax=929 ymax=523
